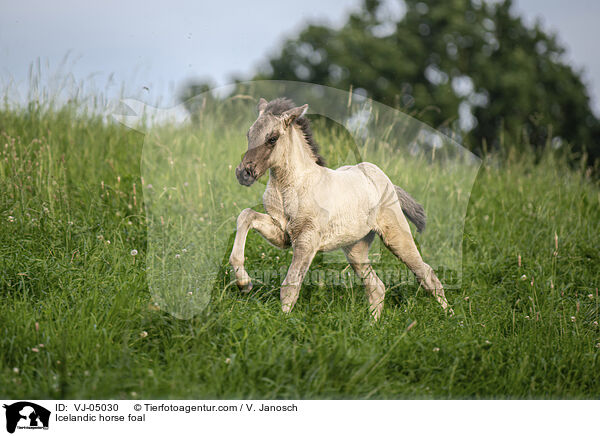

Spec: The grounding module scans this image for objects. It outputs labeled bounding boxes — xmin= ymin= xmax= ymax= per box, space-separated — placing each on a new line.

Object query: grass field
xmin=1 ymin=98 xmax=599 ymax=399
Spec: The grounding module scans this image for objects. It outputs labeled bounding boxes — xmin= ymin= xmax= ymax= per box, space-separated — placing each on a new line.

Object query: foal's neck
xmin=270 ymin=125 xmax=320 ymax=189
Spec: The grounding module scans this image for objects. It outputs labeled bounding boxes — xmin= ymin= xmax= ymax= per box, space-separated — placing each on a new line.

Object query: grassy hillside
xmin=0 ymin=103 xmax=599 ymax=399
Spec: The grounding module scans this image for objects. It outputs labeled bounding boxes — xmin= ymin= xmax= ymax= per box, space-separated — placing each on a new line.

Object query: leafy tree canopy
xmin=252 ymin=0 xmax=599 ymax=163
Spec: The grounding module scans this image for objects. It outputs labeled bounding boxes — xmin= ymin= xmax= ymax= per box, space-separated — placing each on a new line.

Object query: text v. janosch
xmin=233 ymin=404 xmax=298 ymax=412
xmin=257 ymin=404 xmax=297 ymax=412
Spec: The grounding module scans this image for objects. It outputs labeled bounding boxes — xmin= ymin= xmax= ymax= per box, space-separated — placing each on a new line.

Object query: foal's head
xmin=236 ymin=98 xmax=325 ymax=186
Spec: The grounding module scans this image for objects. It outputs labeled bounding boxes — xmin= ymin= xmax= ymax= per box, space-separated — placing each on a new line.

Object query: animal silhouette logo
xmin=2 ymin=402 xmax=50 ymax=434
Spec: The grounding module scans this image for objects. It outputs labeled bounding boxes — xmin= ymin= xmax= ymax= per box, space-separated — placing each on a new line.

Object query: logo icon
xmin=3 ymin=402 xmax=50 ymax=434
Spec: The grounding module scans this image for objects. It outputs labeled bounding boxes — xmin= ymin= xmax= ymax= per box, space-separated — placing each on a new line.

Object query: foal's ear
xmin=281 ymin=104 xmax=308 ymax=127
xmin=257 ymin=98 xmax=268 ymax=115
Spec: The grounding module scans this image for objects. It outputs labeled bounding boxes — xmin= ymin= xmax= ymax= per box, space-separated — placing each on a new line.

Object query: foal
xmin=230 ymin=98 xmax=450 ymax=320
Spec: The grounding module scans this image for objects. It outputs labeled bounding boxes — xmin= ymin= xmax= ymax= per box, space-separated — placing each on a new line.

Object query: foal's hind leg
xmin=229 ymin=208 xmax=289 ymax=292
xmin=343 ymin=232 xmax=387 ymax=320
xmin=377 ymin=205 xmax=451 ymax=313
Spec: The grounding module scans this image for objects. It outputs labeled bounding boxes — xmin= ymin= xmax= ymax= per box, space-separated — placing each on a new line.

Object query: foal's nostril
xmin=236 ymin=165 xmax=255 ymax=186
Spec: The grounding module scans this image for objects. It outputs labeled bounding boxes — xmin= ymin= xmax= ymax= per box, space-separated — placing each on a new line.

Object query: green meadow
xmin=1 ymin=96 xmax=599 ymax=399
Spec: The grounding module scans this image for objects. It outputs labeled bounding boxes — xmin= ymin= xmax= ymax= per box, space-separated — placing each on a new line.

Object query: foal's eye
xmin=268 ymin=135 xmax=278 ymax=146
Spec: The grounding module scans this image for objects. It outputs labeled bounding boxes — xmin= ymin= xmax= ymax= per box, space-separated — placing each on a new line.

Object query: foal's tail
xmin=394 ymin=185 xmax=426 ymax=233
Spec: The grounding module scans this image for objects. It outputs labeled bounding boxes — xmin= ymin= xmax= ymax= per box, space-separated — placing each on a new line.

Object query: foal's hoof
xmin=237 ymin=281 xmax=253 ymax=293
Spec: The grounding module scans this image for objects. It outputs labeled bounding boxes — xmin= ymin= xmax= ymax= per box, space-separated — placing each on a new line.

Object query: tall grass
xmin=0 ymin=94 xmax=599 ymax=399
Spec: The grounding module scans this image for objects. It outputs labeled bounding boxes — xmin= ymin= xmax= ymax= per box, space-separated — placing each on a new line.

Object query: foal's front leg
xmin=280 ymin=236 xmax=319 ymax=313
xmin=230 ymin=208 xmax=289 ymax=292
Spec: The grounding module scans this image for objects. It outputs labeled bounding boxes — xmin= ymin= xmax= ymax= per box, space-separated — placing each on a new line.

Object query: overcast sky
xmin=1 ymin=0 xmax=599 ymax=113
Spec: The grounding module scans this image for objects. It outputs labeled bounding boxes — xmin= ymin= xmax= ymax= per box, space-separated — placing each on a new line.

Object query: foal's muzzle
xmin=236 ymin=165 xmax=256 ymax=186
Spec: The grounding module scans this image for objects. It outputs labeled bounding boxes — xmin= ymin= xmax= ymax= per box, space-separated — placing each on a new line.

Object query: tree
xmin=254 ymin=0 xmax=600 ymax=164
xmin=178 ymin=78 xmax=216 ymax=124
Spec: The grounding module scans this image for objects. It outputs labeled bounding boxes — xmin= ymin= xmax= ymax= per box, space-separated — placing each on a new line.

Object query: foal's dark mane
xmin=263 ymin=98 xmax=326 ymax=167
